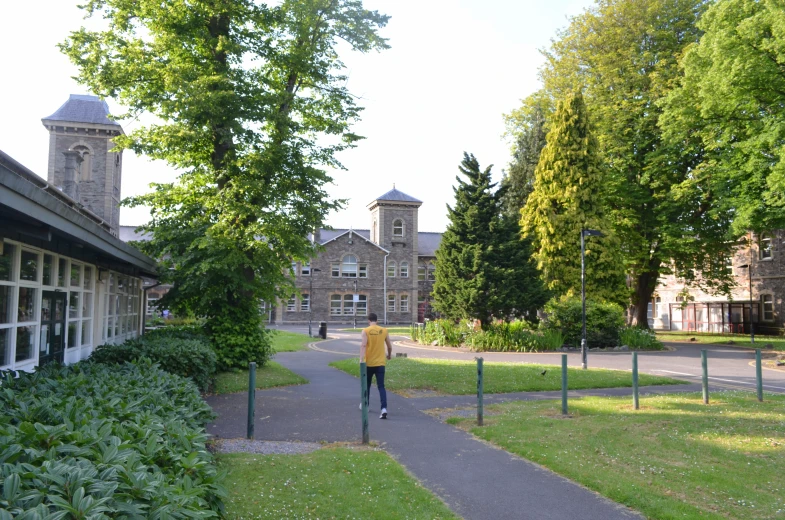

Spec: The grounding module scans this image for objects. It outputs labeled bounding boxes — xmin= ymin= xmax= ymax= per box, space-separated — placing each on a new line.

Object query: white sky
xmin=1 ymin=0 xmax=592 ymax=232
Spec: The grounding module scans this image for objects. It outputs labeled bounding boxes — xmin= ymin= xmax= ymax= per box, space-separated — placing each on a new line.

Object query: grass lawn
xmin=219 ymin=448 xmax=458 ymax=519
xmin=212 ymin=362 xmax=308 ymax=394
xmin=657 ymin=331 xmax=785 ymax=351
xmin=446 ymin=392 xmax=785 ymax=519
xmin=340 ymin=326 xmax=412 ymax=335
xmin=329 ymin=357 xmax=683 ymax=395
xmin=271 ymin=330 xmax=317 ymax=352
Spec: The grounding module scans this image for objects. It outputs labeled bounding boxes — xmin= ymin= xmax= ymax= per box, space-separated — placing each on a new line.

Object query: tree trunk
xmin=631 ymin=269 xmax=658 ymax=329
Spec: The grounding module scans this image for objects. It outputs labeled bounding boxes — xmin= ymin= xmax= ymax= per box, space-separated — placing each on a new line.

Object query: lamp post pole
xmin=308 ymin=268 xmax=321 ymax=337
xmin=581 ymin=229 xmax=604 ymax=370
xmin=353 ymin=279 xmax=358 ymax=330
xmin=738 ymin=264 xmax=754 ymax=344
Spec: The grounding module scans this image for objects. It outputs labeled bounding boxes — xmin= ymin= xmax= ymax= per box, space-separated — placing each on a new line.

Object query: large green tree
xmin=520 ymin=91 xmax=627 ymax=305
xmin=519 ymin=0 xmax=736 ymax=327
xmin=433 ymin=153 xmax=547 ymax=326
xmin=61 ymin=0 xmax=389 ymax=368
xmin=661 ymin=0 xmax=785 ymax=235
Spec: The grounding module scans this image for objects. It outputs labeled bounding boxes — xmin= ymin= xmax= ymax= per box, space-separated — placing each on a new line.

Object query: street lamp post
xmin=581 ymin=229 xmax=605 ymax=370
xmin=353 ymin=279 xmax=358 ymax=330
xmin=738 ymin=264 xmax=754 ymax=344
xmin=308 ymin=268 xmax=322 ymax=337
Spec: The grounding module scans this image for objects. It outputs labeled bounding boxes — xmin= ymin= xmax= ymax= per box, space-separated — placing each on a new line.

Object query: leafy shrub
xmin=0 ymin=360 xmax=224 ymax=517
xmin=533 ymin=329 xmax=565 ymax=351
xmin=207 ymin=306 xmax=273 ymax=370
xmin=465 ymin=321 xmax=540 ymax=352
xmin=91 ymin=326 xmax=216 ymax=390
xmin=542 ymin=297 xmax=625 ymax=348
xmin=619 ymin=327 xmax=664 ymax=350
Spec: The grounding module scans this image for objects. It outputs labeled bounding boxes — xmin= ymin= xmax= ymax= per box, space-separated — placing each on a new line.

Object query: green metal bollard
xmin=360 ymin=362 xmax=369 ymax=444
xmin=701 ymin=349 xmax=709 ymax=405
xmin=561 ymin=354 xmax=568 ymax=415
xmin=632 ymin=351 xmax=639 ymax=410
xmin=756 ymin=349 xmax=763 ymax=402
xmin=477 ymin=357 xmax=484 ymax=426
xmin=247 ymin=362 xmax=256 ymax=440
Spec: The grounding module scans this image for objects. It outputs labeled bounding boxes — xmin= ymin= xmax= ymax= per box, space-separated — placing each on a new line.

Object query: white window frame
xmin=359 ymin=263 xmax=368 ymax=278
xmin=393 ymin=219 xmax=404 ymax=237
xmin=300 ymin=293 xmax=310 ymax=312
xmin=760 ymin=233 xmax=773 ymax=260
xmin=388 ymin=294 xmax=396 ymax=313
xmin=418 ymin=264 xmax=426 ymax=282
xmin=341 ymin=255 xmax=358 ymax=278
xmin=427 ymin=263 xmax=436 ymax=281
xmin=400 ymin=262 xmax=409 ymax=278
xmin=287 ymin=295 xmax=297 ymax=311
xmin=761 ymin=294 xmax=774 ymax=321
xmin=302 ymin=261 xmax=311 ymax=276
xmin=400 ymin=294 xmax=409 ymax=312
xmin=387 ymin=261 xmax=396 ymax=278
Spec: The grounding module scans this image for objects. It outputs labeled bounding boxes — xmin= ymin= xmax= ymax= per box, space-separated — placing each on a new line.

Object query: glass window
xmin=331 ymin=263 xmax=340 ymax=277
xmin=359 ymin=264 xmax=368 ymax=278
xmin=762 ymin=294 xmax=774 ymax=321
xmin=18 ymin=287 xmax=36 ymax=322
xmin=418 ymin=265 xmax=426 ymax=281
xmin=393 ymin=219 xmax=403 ymax=237
xmin=400 ymin=294 xmax=409 ymax=312
xmin=302 ymin=261 xmax=311 ymax=276
xmin=400 ymin=262 xmax=409 ymax=278
xmin=760 ymin=234 xmax=772 ymax=260
xmin=291 ymin=261 xmax=298 ymax=276
xmin=81 ymin=320 xmax=92 ymax=346
xmin=109 ymin=273 xmax=115 ymax=293
xmin=0 ymin=328 xmax=10 ymax=366
xmin=427 ymin=263 xmax=436 ymax=281
xmin=341 ymin=255 xmax=358 ymax=278
xmin=20 ymin=250 xmax=39 ymax=282
xmin=107 ymin=317 xmax=114 ymax=339
xmin=0 ymin=243 xmax=16 ymax=282
xmin=15 ymin=325 xmax=35 ymax=363
xmin=301 ymin=294 xmax=310 ymax=312
xmin=0 ymin=286 xmax=12 ymax=324
xmin=69 ymin=292 xmax=80 ymax=319
xmin=83 ymin=266 xmax=93 ymax=290
xmin=330 ymin=295 xmax=342 ymax=316
xmin=57 ymin=258 xmax=67 ymax=287
xmin=68 ymin=321 xmax=78 ymax=348
xmin=43 ymin=254 xmax=54 ymax=285
xmin=356 ymin=295 xmax=367 ymax=316
xmin=343 ymin=294 xmax=354 ymax=315
xmin=388 ymin=294 xmax=396 ymax=313
xmin=71 ymin=263 xmax=81 ymax=287
xmin=147 ymin=297 xmax=159 ymax=316
xmin=82 ymin=292 xmax=92 ymax=318
xmin=287 ymin=296 xmax=296 ymax=311
xmin=387 ymin=261 xmax=396 ymax=278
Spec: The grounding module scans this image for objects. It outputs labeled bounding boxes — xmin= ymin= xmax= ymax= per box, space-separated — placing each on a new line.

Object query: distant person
xmin=360 ymin=312 xmax=392 ymax=419
xmin=162 ymin=309 xmax=170 ymax=319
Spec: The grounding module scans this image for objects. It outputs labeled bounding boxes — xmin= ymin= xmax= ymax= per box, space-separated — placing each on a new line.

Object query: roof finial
xmin=393 ymin=183 xmax=396 ymax=189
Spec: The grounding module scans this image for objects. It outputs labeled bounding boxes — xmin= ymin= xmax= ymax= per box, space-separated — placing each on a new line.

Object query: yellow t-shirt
xmin=363 ymin=324 xmax=388 ymax=367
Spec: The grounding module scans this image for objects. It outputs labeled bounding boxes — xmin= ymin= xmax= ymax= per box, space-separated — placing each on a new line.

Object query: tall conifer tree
xmin=500 ymin=105 xmax=548 ymax=219
xmin=434 ymin=154 xmax=547 ymax=326
xmin=521 ymin=91 xmax=627 ymax=305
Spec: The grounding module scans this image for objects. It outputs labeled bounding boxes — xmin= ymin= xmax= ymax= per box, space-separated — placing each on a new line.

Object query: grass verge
xmin=656 ymin=331 xmax=785 ymax=350
xmin=446 ymin=392 xmax=785 ymax=519
xmin=329 ymin=357 xmax=683 ymax=395
xmin=272 ymin=330 xmax=317 ymax=352
xmin=213 ymin=361 xmax=307 ymax=394
xmin=219 ymin=448 xmax=458 ymax=519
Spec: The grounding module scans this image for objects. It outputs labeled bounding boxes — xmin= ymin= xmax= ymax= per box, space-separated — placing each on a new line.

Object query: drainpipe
xmin=383 ymin=252 xmax=390 ymax=325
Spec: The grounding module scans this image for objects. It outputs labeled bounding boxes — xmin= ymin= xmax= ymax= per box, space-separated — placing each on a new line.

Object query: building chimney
xmin=62 ymin=150 xmax=82 ymax=200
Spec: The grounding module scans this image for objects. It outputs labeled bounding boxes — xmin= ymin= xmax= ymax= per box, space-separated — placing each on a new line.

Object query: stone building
xmin=276 ymin=188 xmax=441 ymax=326
xmin=649 ymin=231 xmax=782 ymax=335
xmin=0 ymin=95 xmax=157 ymax=372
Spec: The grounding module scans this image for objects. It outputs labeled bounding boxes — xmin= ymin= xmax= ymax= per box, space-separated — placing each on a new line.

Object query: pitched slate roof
xmin=417 ymin=232 xmax=442 ymax=257
xmin=373 ymin=188 xmax=422 ymax=204
xmin=42 ymin=94 xmax=120 ymax=126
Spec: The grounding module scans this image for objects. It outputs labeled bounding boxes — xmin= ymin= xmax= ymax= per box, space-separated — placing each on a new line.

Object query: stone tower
xmin=368 ymin=187 xmax=422 ymax=318
xmin=42 ymin=95 xmax=124 ymax=236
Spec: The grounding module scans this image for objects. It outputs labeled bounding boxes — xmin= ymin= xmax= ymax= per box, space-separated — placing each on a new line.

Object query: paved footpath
xmin=206 ymin=335 xmax=746 ymax=520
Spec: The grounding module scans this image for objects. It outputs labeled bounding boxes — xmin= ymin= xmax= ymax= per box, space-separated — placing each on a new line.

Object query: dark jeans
xmin=365 ymin=365 xmax=387 ymax=410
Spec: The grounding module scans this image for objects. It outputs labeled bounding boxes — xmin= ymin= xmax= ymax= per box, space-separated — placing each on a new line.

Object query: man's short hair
xmin=368 ymin=312 xmax=378 ymax=322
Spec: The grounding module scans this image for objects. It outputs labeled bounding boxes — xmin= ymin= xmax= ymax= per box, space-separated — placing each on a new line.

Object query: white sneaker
xmin=380 ymin=408 xmax=388 ymax=419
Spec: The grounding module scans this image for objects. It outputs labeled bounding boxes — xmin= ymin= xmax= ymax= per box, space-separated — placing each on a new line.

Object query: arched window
xmin=387 ymin=261 xmax=396 ymax=278
xmin=760 ymin=233 xmax=772 ymax=260
xmin=71 ymin=145 xmax=92 ymax=181
xmin=393 ymin=219 xmax=404 ymax=237
xmin=427 ymin=263 xmax=436 ymax=281
xmin=341 ymin=255 xmax=357 ymax=277
xmin=400 ymin=262 xmax=409 ymax=278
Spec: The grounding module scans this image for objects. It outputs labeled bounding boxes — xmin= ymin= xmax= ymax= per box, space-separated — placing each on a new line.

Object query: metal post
xmin=581 ymin=230 xmax=587 ymax=369
xmin=561 ymin=354 xmax=568 ymax=415
xmin=308 ymin=275 xmax=313 ymax=337
xmin=247 ymin=362 xmax=256 ymax=440
xmin=749 ymin=266 xmax=755 ymax=344
xmin=756 ymin=348 xmax=763 ymax=402
xmin=353 ymin=280 xmax=358 ymax=330
xmin=360 ymin=362 xmax=369 ymax=444
xmin=632 ymin=352 xmax=639 ymax=410
xmin=477 ymin=357 xmax=484 ymax=426
xmin=701 ymin=349 xmax=709 ymax=405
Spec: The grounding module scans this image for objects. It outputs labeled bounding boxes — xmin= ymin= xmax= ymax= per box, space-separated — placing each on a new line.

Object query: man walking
xmin=360 ymin=312 xmax=392 ymax=419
